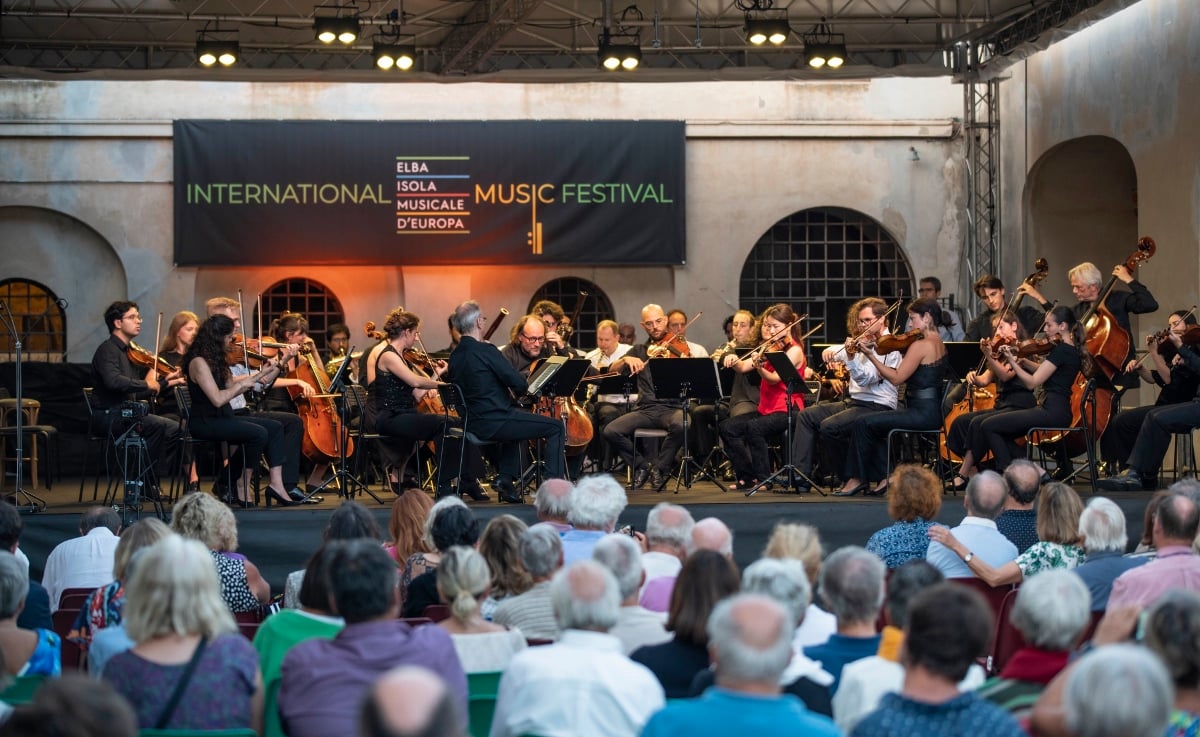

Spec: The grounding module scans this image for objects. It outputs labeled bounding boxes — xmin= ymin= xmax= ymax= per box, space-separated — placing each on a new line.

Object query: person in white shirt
xmin=925 ymin=471 xmax=1019 ymax=578
xmin=42 ymin=506 xmax=122 ymax=611
xmin=488 ymin=560 xmax=665 ymax=737
xmin=585 ymin=320 xmax=635 ymax=471
xmin=593 ymin=533 xmax=670 ymax=655
xmin=640 ymin=503 xmax=693 ymax=592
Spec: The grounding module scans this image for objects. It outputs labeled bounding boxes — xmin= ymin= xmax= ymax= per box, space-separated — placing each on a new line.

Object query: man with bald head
xmin=996 ymin=459 xmax=1042 ymax=553
xmin=1109 ymin=492 xmax=1200 ymax=608
xmin=489 ymin=560 xmax=665 ymax=737
xmin=642 ymin=594 xmax=839 ymax=737
xmin=925 ymin=470 xmax=1018 ymax=579
xmin=360 ymin=666 xmax=464 ymax=737
xmin=641 ymin=516 xmax=732 ymax=612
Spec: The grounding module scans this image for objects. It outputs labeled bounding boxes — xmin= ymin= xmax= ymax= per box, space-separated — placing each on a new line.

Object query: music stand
xmin=517 ymin=358 xmax=590 ymax=489
xmin=0 ymin=301 xmax=46 ymax=513
xmin=310 ymin=345 xmax=382 ymax=504
xmin=748 ymin=351 xmax=823 ymax=497
xmin=645 ymin=357 xmax=722 ymax=491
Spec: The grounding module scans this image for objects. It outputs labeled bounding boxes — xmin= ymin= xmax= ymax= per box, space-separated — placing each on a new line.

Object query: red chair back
xmin=988 ymin=588 xmax=1027 ymax=676
xmin=57 ymin=587 xmax=95 ymax=610
xmin=50 ymin=608 xmax=83 ymax=670
xmin=422 ymin=604 xmax=451 ymax=623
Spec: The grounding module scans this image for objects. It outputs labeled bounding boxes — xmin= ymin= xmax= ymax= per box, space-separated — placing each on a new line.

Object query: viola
xmin=228 ymin=334 xmax=276 ymax=368
xmin=1005 ymin=336 xmax=1063 ymax=360
xmin=983 ymin=335 xmax=1018 ymax=361
xmin=647 ymin=332 xmax=691 ymax=358
xmin=873 ymin=329 xmax=923 ymax=355
xmin=128 ymin=341 xmax=176 ymax=379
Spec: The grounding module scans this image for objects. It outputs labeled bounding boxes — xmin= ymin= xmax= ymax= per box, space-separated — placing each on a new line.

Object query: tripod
xmin=312 ymin=353 xmax=381 ymax=504
xmin=112 ymin=417 xmax=166 ymax=525
xmin=0 ymin=301 xmax=46 ymax=513
xmin=749 ymin=351 xmax=825 ymax=497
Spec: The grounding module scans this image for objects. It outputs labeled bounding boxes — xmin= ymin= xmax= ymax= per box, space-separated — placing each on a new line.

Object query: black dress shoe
xmin=833 ymin=481 xmax=867 ymax=497
xmin=648 ymin=468 xmax=667 ymax=492
xmin=1097 ymin=470 xmax=1149 ymax=492
xmin=460 ymin=479 xmax=490 ymax=502
xmin=493 ymin=479 xmax=523 ymax=504
xmin=864 ymin=482 xmax=888 ymax=497
xmin=631 ymin=466 xmax=651 ymax=490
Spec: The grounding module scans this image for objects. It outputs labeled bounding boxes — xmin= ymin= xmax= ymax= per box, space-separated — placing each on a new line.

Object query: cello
xmin=287 ymin=340 xmax=354 ymax=465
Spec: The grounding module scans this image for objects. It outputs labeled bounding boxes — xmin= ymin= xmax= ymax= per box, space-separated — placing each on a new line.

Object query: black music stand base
xmin=747 ymin=352 xmax=825 ymax=497
xmin=312 ymin=371 xmax=382 ymax=505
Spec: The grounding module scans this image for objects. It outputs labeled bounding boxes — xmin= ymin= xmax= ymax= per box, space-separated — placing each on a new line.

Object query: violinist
xmin=837 ymin=298 xmax=950 ymax=496
xmin=946 ymin=310 xmax=1037 ymax=489
xmin=602 ymin=304 xmax=687 ymax=491
xmin=157 ymin=309 xmax=200 ymax=491
xmin=1099 ymin=311 xmax=1200 ymax=491
xmin=666 ymin=309 xmax=710 ymax=357
xmin=963 ymin=275 xmax=1046 ymax=341
xmin=447 ymin=300 xmax=565 ymax=503
xmin=713 ymin=310 xmax=761 ymax=420
xmin=90 ymin=300 xmax=182 ymax=491
xmin=977 ymin=305 xmax=1085 ymax=473
xmin=366 ymin=307 xmax=486 ymax=501
xmin=718 ymin=304 xmax=806 ymax=492
xmin=789 ymin=297 xmax=901 ymax=493
xmin=183 ymin=314 xmax=298 ymax=507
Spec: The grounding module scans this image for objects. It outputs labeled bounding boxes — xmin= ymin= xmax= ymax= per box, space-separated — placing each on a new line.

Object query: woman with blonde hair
xmin=102 ymin=536 xmax=262 ymax=732
xmin=171 ymin=492 xmax=269 ymax=613
xmin=477 ymin=515 xmax=532 ymax=620
xmin=763 ymin=521 xmax=837 ymax=648
xmin=436 ymin=546 xmax=526 ymax=673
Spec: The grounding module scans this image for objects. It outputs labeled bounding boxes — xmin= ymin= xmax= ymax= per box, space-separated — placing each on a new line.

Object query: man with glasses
xmin=500 ymin=314 xmax=573 ymax=376
xmin=917 ymin=277 xmax=965 ymax=341
xmin=90 ymin=300 xmax=182 ymax=492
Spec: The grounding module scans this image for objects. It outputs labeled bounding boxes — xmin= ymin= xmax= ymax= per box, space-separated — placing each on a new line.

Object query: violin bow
xmin=744 ymin=315 xmax=806 ymax=363
xmin=152 ymin=311 xmax=164 ymax=375
xmin=234 ymin=289 xmax=250 ymax=368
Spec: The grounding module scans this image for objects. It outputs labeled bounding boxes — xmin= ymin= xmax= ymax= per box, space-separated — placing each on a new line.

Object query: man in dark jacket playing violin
xmin=90 ymin=300 xmax=182 ymax=489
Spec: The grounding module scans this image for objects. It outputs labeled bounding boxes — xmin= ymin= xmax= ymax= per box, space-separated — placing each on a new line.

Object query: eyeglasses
xmin=520 ymin=334 xmax=545 ymax=343
xmin=121 ymin=313 xmax=142 ymax=321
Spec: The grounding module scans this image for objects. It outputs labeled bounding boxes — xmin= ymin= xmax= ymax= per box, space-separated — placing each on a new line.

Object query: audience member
xmin=631 ymin=550 xmax=740 ymax=698
xmin=0 ymin=673 xmax=138 ymax=737
xmin=1062 ymin=645 xmax=1172 ymax=737
xmin=383 ymin=487 xmax=434 ymax=566
xmin=641 ymin=516 xmax=733 ymax=612
xmin=0 ymin=552 xmax=60 ymax=676
xmin=1132 ymin=490 xmax=1170 ymax=557
xmin=930 ymin=480 xmax=1084 ymax=586
xmin=489 ymin=560 xmax=665 ymax=737
xmin=533 ymin=478 xmax=574 ymax=533
xmin=643 ymin=594 xmax=839 ymax=737
xmin=253 ymin=545 xmax=344 ymax=737
xmin=1143 ymin=589 xmax=1200 ymax=735
xmin=403 ymin=503 xmax=481 ymax=618
xmin=833 ymin=560 xmax=986 ymax=733
xmin=996 ymin=459 xmax=1042 ymax=553
xmin=0 ymin=502 xmax=50 ymax=631
xmin=562 ymin=474 xmax=628 ymax=565
xmin=1109 ymin=491 xmax=1200 ymax=608
xmin=278 ymin=540 xmax=467 ymax=737
xmin=803 ymin=546 xmax=885 ymax=692
xmin=403 ymin=497 xmax=468 ymax=588
xmin=865 ymin=464 xmax=943 ymax=568
xmin=170 ymin=492 xmax=269 ymax=613
xmin=925 ymin=470 xmax=1019 ymax=578
xmin=493 ymin=524 xmax=564 ymax=640
xmin=592 ymin=533 xmax=670 ymax=655
xmin=360 ymin=665 xmax=465 ymax=737
xmin=41 ymin=506 xmax=121 ymax=612
xmin=762 ymin=522 xmax=837 ymax=648
xmin=436 ymin=546 xmax=527 ymax=673
xmin=285 ymin=500 xmax=382 ymax=608
xmin=640 ymin=502 xmax=694 ymax=588
xmin=102 ymin=536 xmax=262 ymax=733
xmin=477 ymin=515 xmax=532 ymax=621
xmin=850 ymin=582 xmax=1024 ymax=737
xmin=1071 ymin=496 xmax=1147 ymax=610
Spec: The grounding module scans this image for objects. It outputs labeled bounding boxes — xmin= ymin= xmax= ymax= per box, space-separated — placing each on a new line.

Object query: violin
xmin=983 ymin=335 xmax=1018 ymax=361
xmin=1002 ymin=335 xmax=1063 ymax=360
xmin=846 ymin=301 xmax=902 ymax=357
xmin=128 ymin=341 xmax=176 ymax=379
xmin=647 ymin=311 xmax=702 ymax=358
xmin=1154 ymin=325 xmax=1200 ymax=363
xmin=873 ymin=329 xmax=924 ymax=355
xmin=227 ymin=334 xmax=276 ymax=368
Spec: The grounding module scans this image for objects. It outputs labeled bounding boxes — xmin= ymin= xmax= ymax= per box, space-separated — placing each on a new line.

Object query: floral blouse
xmin=1015 ymin=541 xmax=1084 ymax=578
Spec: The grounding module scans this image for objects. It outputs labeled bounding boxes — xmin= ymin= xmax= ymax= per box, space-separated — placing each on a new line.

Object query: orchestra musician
xmin=602 ymin=304 xmax=688 ymax=491
xmin=530 ymin=299 xmax=581 ymax=357
xmin=963 ymin=274 xmax=1045 ymax=341
xmin=666 ymin=309 xmax=710 ymax=358
xmin=499 ymin=314 xmax=572 ymax=376
xmin=946 ymin=310 xmax=1036 ymax=489
xmin=836 ymin=298 xmax=950 ymax=496
xmin=325 ymin=323 xmax=351 ymax=368
xmin=718 ymin=304 xmax=806 ymax=492
xmin=584 ymin=319 xmax=633 ymax=470
xmin=157 ymin=309 xmax=200 ymax=491
xmin=917 ymin=277 xmax=965 ymax=341
xmin=1097 ymin=310 xmax=1200 ymax=488
xmin=976 ymin=305 xmax=1085 ymax=473
xmin=437 ymin=313 xmax=461 ymax=355
xmin=617 ymin=323 xmax=637 ymax=346
xmin=789 ymin=297 xmax=902 ymax=493
xmin=365 ymin=307 xmax=487 ymax=501
xmin=268 ymin=312 xmax=335 ymax=489
xmin=713 ymin=310 xmax=761 ymax=421
xmin=183 ymin=314 xmax=298 ymax=507
xmin=447 ymin=300 xmax=566 ymax=503
xmin=90 ymin=300 xmax=182 ymax=492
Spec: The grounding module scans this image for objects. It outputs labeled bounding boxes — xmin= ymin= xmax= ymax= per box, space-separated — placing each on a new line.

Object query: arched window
xmin=527 ymin=278 xmax=614 ymax=352
xmin=0 ymin=279 xmax=67 ymax=362
xmin=738 ymin=207 xmax=913 ymax=344
xmin=254 ymin=278 xmax=345 ymax=356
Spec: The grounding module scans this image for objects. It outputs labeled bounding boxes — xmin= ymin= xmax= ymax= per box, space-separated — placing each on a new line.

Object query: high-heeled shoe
xmin=833 ymin=481 xmax=868 ymax=497
xmin=230 ymin=496 xmax=257 ymax=508
xmin=950 ymin=474 xmax=969 ymax=491
xmin=864 ymin=481 xmax=888 ymax=497
xmin=266 ymin=486 xmax=301 ymax=507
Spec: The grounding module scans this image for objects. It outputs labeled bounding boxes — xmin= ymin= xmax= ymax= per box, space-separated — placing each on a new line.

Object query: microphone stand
xmin=0 ymin=301 xmax=46 ymax=513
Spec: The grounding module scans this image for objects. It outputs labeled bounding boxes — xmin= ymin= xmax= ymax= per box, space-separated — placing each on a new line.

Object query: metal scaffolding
xmin=957 ymin=41 xmax=1002 ymax=321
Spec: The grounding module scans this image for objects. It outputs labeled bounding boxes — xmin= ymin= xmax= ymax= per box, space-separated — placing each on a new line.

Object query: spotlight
xmin=373 ymin=42 xmax=415 ymax=71
xmin=802 ymin=22 xmax=847 ymax=69
xmin=314 ymin=15 xmax=360 ymax=45
xmin=598 ymin=32 xmax=641 ymax=71
xmin=195 ymin=31 xmax=239 ymax=67
xmin=744 ymin=13 xmax=789 ymax=46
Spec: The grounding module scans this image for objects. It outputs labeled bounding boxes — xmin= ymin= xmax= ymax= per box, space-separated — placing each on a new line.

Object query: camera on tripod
xmin=118 ymin=400 xmax=149 ymax=420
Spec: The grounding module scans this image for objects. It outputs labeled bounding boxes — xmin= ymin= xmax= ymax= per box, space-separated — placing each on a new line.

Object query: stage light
xmin=744 ymin=14 xmax=789 ymax=46
xmin=598 ymin=32 xmax=641 ymax=71
xmin=195 ymin=31 xmax=239 ymax=67
xmin=802 ymin=22 xmax=847 ymax=69
xmin=314 ymin=15 xmax=360 ymax=45
xmin=373 ymin=42 xmax=415 ymax=71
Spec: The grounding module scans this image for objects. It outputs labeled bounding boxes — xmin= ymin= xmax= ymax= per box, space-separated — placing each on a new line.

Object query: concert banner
xmin=173 ymin=120 xmax=686 ymax=266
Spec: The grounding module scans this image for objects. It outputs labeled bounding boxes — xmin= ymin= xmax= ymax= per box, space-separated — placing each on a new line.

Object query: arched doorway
xmin=254 ymin=277 xmax=346 ymax=356
xmin=528 ymin=277 xmax=615 ymax=352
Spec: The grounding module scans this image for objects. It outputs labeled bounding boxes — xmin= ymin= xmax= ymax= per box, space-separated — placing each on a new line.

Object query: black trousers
xmin=189 ymin=413 xmax=285 ymax=484
xmin=978 ymin=393 xmax=1072 ymax=471
xmin=475 ymin=411 xmax=566 ymax=480
xmin=603 ymin=403 xmax=685 ymax=474
xmin=720 ymin=410 xmax=790 ymax=481
xmin=789 ymin=399 xmax=890 ymax=476
xmin=1128 ymin=400 xmax=1200 ymax=476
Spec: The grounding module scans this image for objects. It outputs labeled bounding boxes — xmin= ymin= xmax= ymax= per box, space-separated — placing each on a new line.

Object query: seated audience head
xmin=1140 ymin=491 xmax=1170 ymax=549
xmin=902 ymin=582 xmax=992 ymax=683
xmin=298 ymin=544 xmax=339 ymax=615
xmin=437 ymin=546 xmax=491 ymax=624
xmin=429 ymin=503 xmax=480 ymax=554
xmin=668 ymin=549 xmax=741 ymax=647
xmin=551 ymin=560 xmax=621 ymax=632
xmin=818 ymin=546 xmax=886 ymax=627
xmin=0 ymin=552 xmax=27 ymax=622
xmin=567 ymin=474 xmax=628 ymax=532
xmin=1037 ymin=481 xmax=1084 ymax=545
xmin=741 ymin=557 xmax=811 ymax=628
xmin=763 ymin=522 xmax=822 ymax=588
xmin=687 ymin=517 xmax=734 ymax=559
xmin=883 ymin=560 xmax=944 ymax=629
xmin=422 ymin=496 xmax=466 ymax=551
xmin=965 ymin=470 xmax=1008 ymax=520
xmin=534 ymin=478 xmax=573 ymax=525
xmin=1143 ymin=589 xmax=1200 ymax=694
xmin=360 ymin=665 xmax=463 ymax=737
xmin=1169 ymin=477 xmax=1200 ymax=501
xmin=0 ymin=673 xmax=138 ymax=737
xmin=113 ymin=517 xmax=171 ymax=582
xmin=1078 ymin=496 xmax=1128 ymax=553
xmin=123 ymin=535 xmax=236 ymax=642
xmin=326 ymin=500 xmax=382 ymax=542
xmin=1003 ymin=459 xmax=1043 ymax=507
xmin=520 ymin=523 xmax=564 ymax=581
xmin=707 ymin=593 xmax=792 ymax=692
xmin=388 ymin=490 xmax=435 ymax=560
xmin=1010 ymin=569 xmax=1091 ymax=651
xmin=1064 ymin=644 xmax=1173 ymax=737
xmin=645 ymin=502 xmax=695 ymax=558
xmin=479 ymin=515 xmax=531 ymax=599
xmin=329 ymin=539 xmax=401 ymax=623
xmin=171 ymin=491 xmax=240 ymax=552
xmin=80 ymin=506 xmax=121 ymax=536
xmin=0 ymin=501 xmax=22 ymax=553
xmin=592 ymin=533 xmax=643 ymax=603
xmin=887 ymin=464 xmax=942 ymax=522
xmin=1155 ymin=491 xmax=1200 ymax=547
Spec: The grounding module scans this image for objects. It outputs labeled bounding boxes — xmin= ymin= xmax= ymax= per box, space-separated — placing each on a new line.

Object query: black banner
xmin=172 ymin=120 xmax=686 ymax=266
